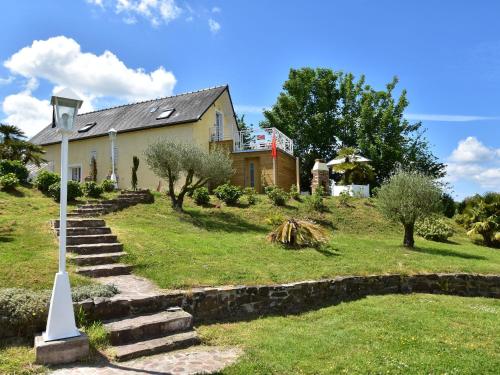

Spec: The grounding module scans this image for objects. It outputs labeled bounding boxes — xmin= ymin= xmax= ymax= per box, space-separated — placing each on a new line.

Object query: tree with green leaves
xmin=145 ymin=139 xmax=233 ymax=211
xmin=131 ymin=156 xmax=140 ymax=191
xmin=0 ymin=124 xmax=46 ymax=166
xmin=377 ymin=170 xmax=442 ymax=248
xmin=261 ymin=68 xmax=445 ymax=188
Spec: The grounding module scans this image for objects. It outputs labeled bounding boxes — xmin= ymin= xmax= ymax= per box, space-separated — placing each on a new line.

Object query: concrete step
xmin=104 ymin=309 xmax=194 ymax=346
xmin=56 ymin=227 xmax=111 ymax=236
xmin=69 ymin=252 xmax=126 ymax=266
xmin=67 ymin=242 xmax=123 ymax=255
xmin=72 ymin=208 xmax=107 ymax=214
xmin=113 ymin=331 xmax=200 ymax=362
xmin=53 ymin=219 xmax=106 ymax=228
xmin=76 ymin=263 xmax=132 ymax=277
xmin=66 ymin=234 xmax=118 ymax=245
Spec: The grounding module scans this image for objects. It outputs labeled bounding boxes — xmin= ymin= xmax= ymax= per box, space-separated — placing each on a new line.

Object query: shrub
xmin=214 ymin=183 xmax=242 ymax=205
xmin=82 ymin=181 xmax=103 ymax=198
xmin=100 ymin=179 xmax=115 ymax=192
xmin=0 ymin=173 xmax=19 ymax=191
xmin=306 ymin=193 xmax=327 ymax=212
xmin=0 ymin=159 xmax=29 ymax=183
xmin=268 ymin=218 xmax=327 ymax=248
xmin=415 ymin=216 xmax=454 ymax=242
xmin=0 ymin=284 xmax=118 ymax=339
xmin=265 ymin=212 xmax=285 ymax=226
xmin=34 ymin=170 xmax=60 ymax=194
xmin=244 ymin=187 xmax=257 ymax=205
xmin=265 ymin=185 xmax=288 ymax=206
xmin=193 ymin=187 xmax=210 ymax=205
xmin=48 ymin=180 xmax=83 ymax=202
xmin=289 ymin=184 xmax=300 ymax=200
xmin=338 ymin=191 xmax=352 ymax=207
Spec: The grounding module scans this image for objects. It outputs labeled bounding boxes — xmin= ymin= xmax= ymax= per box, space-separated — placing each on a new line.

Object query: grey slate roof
xmin=31 ymin=85 xmax=229 ymax=146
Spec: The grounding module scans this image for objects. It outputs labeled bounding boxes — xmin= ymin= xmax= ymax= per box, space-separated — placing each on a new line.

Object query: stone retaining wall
xmin=79 ymin=273 xmax=500 ymax=323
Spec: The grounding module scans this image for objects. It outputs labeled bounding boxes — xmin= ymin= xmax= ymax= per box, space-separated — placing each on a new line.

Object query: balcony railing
xmin=210 ymin=126 xmax=294 ymax=156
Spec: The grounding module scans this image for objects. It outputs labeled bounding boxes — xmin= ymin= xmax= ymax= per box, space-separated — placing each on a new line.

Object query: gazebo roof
xmin=326 ymin=154 xmax=371 ymax=167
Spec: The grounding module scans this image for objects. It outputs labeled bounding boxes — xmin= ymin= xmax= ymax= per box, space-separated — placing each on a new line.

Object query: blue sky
xmin=1 ymin=0 xmax=499 ymax=199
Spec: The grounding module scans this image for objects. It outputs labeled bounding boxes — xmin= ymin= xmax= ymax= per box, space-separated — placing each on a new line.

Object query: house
xmin=31 ymin=85 xmax=299 ymax=193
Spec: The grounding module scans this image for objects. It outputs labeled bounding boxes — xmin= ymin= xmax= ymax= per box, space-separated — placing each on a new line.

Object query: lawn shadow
xmin=3 ymin=188 xmax=25 ymax=197
xmin=182 ymin=209 xmax=268 ymax=233
xmin=314 ymin=245 xmax=341 ymax=257
xmin=411 ymin=245 xmax=487 ymax=260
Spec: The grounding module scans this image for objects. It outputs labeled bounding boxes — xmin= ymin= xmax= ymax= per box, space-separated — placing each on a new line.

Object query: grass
xmin=104 ymin=193 xmax=500 ymax=290
xmin=0 ymin=186 xmax=91 ymax=290
xmin=200 ymin=294 xmax=500 ymax=374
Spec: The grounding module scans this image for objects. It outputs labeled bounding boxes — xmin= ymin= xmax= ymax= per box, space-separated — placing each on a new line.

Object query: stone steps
xmin=66 ymin=234 xmax=118 ymax=245
xmin=56 ymin=227 xmax=111 ymax=236
xmin=67 ymin=242 xmax=124 ymax=255
xmin=113 ymin=331 xmax=200 ymax=362
xmin=53 ymin=218 xmax=106 ymax=228
xmin=76 ymin=263 xmax=132 ymax=277
xmin=69 ymin=252 xmax=126 ymax=266
xmin=104 ymin=309 xmax=193 ymax=346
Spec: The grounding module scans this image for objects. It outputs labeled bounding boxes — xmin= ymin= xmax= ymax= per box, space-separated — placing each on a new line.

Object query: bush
xmin=265 ymin=185 xmax=288 ymax=206
xmin=82 ymin=181 xmax=103 ymax=198
xmin=48 ymin=180 xmax=83 ymax=202
xmin=0 ymin=284 xmax=118 ymax=339
xmin=34 ymin=170 xmax=60 ymax=194
xmin=415 ymin=216 xmax=454 ymax=242
xmin=0 ymin=159 xmax=29 ymax=183
xmin=268 ymin=218 xmax=327 ymax=248
xmin=306 ymin=193 xmax=327 ymax=212
xmin=214 ymin=183 xmax=242 ymax=205
xmin=289 ymin=184 xmax=300 ymax=200
xmin=0 ymin=173 xmax=19 ymax=191
xmin=244 ymin=187 xmax=257 ymax=205
xmin=193 ymin=187 xmax=210 ymax=205
xmin=100 ymin=179 xmax=115 ymax=192
xmin=338 ymin=191 xmax=352 ymax=207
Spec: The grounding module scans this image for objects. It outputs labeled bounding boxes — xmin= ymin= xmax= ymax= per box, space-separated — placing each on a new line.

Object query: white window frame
xmin=68 ymin=163 xmax=83 ymax=183
xmin=215 ymin=111 xmax=224 ymax=141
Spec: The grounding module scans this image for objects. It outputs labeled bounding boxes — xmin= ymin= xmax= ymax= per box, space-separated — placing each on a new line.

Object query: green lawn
xmin=104 ymin=193 xmax=500 ymax=290
xmin=0 ymin=186 xmax=91 ymax=290
xmin=200 ymin=294 xmax=500 ymax=374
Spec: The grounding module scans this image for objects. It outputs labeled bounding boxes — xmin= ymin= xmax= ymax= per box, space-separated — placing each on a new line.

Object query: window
xmin=78 ymin=122 xmax=96 ymax=133
xmin=156 ymin=108 xmax=175 ymax=120
xmin=249 ymin=162 xmax=255 ymax=188
xmin=215 ymin=111 xmax=224 ymax=141
xmin=150 ymin=106 xmax=159 ymax=113
xmin=69 ymin=166 xmax=81 ymax=182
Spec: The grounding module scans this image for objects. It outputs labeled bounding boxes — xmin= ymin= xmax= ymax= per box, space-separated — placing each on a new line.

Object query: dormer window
xmin=78 ymin=122 xmax=96 ymax=133
xmin=156 ymin=108 xmax=175 ymax=120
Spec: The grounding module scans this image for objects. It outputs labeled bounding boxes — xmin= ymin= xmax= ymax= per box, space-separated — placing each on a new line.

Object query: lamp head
xmin=51 ymin=88 xmax=83 ymax=132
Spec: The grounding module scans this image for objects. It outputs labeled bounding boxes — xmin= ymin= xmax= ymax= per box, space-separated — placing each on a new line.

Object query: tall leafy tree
xmin=261 ymin=68 xmax=445 ymax=188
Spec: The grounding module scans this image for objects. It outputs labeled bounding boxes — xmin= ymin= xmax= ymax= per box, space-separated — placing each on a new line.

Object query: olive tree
xmin=145 ymin=139 xmax=233 ymax=211
xmin=377 ymin=170 xmax=442 ymax=248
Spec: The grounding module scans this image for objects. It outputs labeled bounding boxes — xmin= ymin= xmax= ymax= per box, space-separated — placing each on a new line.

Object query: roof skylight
xmin=150 ymin=106 xmax=159 ymax=113
xmin=156 ymin=108 xmax=175 ymax=120
xmin=78 ymin=122 xmax=96 ymax=133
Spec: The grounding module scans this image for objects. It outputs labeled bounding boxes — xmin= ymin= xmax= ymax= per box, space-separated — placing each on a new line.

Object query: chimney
xmin=311 ymin=159 xmax=330 ymax=195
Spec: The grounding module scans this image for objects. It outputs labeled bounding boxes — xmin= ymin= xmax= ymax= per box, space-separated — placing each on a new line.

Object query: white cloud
xmin=445 ymin=136 xmax=500 ymax=191
xmin=449 ymin=136 xmax=500 ymax=163
xmin=2 ymin=36 xmax=176 ymax=136
xmin=234 ymin=104 xmax=268 ymax=114
xmin=0 ymin=76 xmax=14 ymax=85
xmin=405 ymin=113 xmax=497 ymax=122
xmin=208 ymin=18 xmax=220 ymax=34
xmin=212 ymin=6 xmax=221 ymax=13
xmin=114 ymin=0 xmax=182 ymax=26
xmin=4 ymin=36 xmax=176 ymax=101
xmin=86 ymin=0 xmax=104 ymax=7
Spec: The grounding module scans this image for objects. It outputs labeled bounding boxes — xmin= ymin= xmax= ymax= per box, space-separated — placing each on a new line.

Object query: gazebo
xmin=326 ymin=152 xmax=372 ymax=198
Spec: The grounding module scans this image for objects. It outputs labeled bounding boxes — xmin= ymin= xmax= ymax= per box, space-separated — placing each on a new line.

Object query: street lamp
xmin=108 ymin=127 xmax=118 ymax=188
xmin=44 ymin=88 xmax=83 ymax=341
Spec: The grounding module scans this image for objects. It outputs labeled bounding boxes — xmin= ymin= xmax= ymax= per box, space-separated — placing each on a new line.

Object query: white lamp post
xmin=44 ymin=88 xmax=83 ymax=341
xmin=108 ymin=128 xmax=118 ymax=188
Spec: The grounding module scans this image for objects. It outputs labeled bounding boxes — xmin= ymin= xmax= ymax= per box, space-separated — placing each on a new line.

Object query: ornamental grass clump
xmin=268 ymin=218 xmax=327 ymax=248
xmin=415 ymin=216 xmax=454 ymax=242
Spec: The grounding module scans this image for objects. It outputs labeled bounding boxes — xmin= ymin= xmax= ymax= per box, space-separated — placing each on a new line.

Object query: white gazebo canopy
xmin=326 ymin=154 xmax=371 ymax=167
